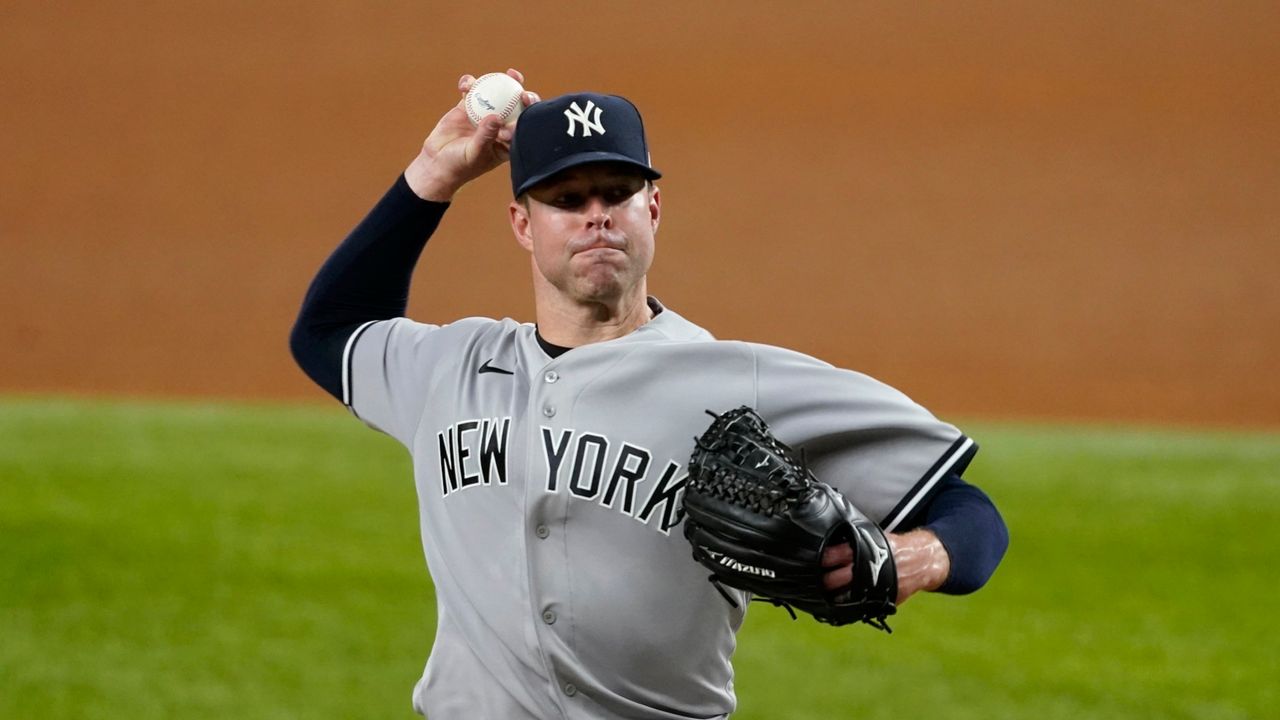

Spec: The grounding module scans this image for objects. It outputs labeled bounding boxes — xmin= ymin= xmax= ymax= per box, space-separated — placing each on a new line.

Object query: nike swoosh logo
xmin=478 ymin=358 xmax=514 ymax=375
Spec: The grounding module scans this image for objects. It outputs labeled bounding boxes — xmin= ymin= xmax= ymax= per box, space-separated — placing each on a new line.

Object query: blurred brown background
xmin=3 ymin=1 xmax=1277 ymax=427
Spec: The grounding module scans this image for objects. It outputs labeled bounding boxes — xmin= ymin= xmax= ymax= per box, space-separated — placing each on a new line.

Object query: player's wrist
xmin=405 ymin=154 xmax=464 ymax=202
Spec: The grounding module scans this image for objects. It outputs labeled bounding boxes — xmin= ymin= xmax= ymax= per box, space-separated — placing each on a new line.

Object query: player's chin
xmin=571 ymin=270 xmax=632 ymax=301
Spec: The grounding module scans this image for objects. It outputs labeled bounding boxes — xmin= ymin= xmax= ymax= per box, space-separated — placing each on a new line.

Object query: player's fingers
xmin=458 ymin=74 xmax=476 ymax=94
xmin=505 ymin=67 xmax=524 ymax=84
xmin=523 ymin=90 xmax=541 ymax=107
xmin=497 ymin=125 xmax=514 ymax=144
xmin=468 ymin=115 xmax=502 ymax=154
xmin=822 ymin=565 xmax=852 ymax=591
xmin=821 ymin=543 xmax=853 ymax=568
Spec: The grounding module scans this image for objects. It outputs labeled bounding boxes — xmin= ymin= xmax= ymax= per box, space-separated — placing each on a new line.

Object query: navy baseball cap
xmin=510 ymin=92 xmax=662 ymax=197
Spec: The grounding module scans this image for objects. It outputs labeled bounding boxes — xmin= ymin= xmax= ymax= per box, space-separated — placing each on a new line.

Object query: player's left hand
xmin=822 ymin=529 xmax=951 ymax=604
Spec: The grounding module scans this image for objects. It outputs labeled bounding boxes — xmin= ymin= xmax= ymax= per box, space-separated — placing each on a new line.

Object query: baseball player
xmin=291 ymin=69 xmax=1008 ymax=719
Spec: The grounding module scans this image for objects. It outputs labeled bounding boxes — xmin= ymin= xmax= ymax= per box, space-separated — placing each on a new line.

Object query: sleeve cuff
xmin=882 ymin=436 xmax=978 ymax=532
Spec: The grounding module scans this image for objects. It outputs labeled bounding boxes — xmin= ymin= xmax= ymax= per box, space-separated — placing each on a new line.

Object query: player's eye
xmin=604 ymin=186 xmax=638 ymax=204
xmin=554 ymin=193 xmax=584 ymax=208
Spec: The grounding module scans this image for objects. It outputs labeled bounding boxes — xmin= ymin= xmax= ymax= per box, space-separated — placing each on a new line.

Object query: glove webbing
xmin=690 ymin=411 xmax=815 ymax=517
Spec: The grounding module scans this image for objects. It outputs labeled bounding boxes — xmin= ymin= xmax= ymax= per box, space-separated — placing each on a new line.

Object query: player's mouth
xmin=575 ymin=247 xmax=625 ymax=259
xmin=570 ymin=234 xmax=626 ymax=255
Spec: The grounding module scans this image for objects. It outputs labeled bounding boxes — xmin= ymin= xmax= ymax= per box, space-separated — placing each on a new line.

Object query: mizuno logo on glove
xmin=704 ymin=548 xmax=776 ymax=578
xmin=858 ymin=526 xmax=890 ymax=585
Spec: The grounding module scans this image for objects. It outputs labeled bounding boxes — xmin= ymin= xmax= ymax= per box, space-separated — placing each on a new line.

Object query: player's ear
xmin=509 ymin=199 xmax=534 ymax=252
xmin=648 ymin=184 xmax=661 ymax=234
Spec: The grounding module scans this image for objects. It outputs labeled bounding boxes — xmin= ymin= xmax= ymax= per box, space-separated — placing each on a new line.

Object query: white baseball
xmin=465 ymin=73 xmax=526 ymax=126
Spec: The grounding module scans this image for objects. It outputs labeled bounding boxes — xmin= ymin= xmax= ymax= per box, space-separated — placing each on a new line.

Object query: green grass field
xmin=2 ymin=397 xmax=1276 ymax=719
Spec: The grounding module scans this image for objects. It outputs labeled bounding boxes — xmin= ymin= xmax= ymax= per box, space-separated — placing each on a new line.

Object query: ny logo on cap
xmin=564 ymin=100 xmax=605 ymax=137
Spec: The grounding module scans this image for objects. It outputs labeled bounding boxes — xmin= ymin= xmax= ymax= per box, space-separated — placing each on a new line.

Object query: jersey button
xmin=542 ymin=609 xmax=556 ymax=625
xmin=535 ymin=525 xmax=550 ymax=539
xmin=542 ymin=405 xmax=556 ymax=418
xmin=544 ymin=371 xmax=559 ymax=383
xmin=564 ymin=683 xmax=577 ymax=697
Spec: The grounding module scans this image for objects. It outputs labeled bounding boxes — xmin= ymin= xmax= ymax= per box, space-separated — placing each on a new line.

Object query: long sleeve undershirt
xmin=290 ymin=174 xmax=446 ymax=398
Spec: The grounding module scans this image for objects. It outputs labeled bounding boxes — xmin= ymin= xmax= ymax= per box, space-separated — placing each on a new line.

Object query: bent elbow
xmin=288 ymin=317 xmax=346 ymax=402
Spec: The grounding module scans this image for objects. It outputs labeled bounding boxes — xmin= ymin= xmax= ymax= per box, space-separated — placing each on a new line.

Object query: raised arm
xmin=289 ymin=70 xmax=538 ymax=399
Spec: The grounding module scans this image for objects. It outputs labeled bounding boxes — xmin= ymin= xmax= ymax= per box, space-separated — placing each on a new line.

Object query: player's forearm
xmin=887 ymin=529 xmax=951 ymax=603
xmin=289 ymin=174 xmax=448 ymax=399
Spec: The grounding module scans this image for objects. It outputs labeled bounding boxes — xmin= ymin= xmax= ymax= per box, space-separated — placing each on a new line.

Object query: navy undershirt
xmin=291 ymin=173 xmax=1007 ymax=595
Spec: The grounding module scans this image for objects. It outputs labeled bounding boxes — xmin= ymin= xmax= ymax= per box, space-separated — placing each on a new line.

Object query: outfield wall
xmin=3 ymin=2 xmax=1277 ymax=427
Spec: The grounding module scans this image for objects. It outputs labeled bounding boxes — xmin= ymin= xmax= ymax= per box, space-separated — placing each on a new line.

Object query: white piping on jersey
xmin=342 ymin=320 xmax=382 ymax=407
xmin=882 ymin=436 xmax=975 ymax=533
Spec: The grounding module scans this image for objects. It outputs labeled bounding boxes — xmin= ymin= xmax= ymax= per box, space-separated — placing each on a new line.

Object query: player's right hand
xmin=404 ymin=69 xmax=540 ymax=202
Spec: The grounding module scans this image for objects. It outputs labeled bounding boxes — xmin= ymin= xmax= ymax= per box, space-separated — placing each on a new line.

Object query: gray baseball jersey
xmin=343 ymin=297 xmax=973 ymax=719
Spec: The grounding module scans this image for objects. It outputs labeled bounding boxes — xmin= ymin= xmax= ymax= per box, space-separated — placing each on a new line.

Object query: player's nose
xmin=584 ymin=197 xmax=613 ymax=229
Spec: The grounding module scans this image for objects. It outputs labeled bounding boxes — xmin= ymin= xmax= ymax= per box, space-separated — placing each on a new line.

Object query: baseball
xmin=465 ymin=73 xmax=525 ymax=126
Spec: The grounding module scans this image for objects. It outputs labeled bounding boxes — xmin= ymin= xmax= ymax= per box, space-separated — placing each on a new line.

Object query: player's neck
xmin=533 ymin=286 xmax=653 ymax=349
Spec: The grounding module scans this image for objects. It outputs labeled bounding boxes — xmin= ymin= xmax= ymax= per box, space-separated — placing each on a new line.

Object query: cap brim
xmin=513 ymin=151 xmax=662 ymax=198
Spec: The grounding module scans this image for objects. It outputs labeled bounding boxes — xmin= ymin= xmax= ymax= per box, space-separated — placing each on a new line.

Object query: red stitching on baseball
xmin=468 ymin=73 xmax=520 ymax=124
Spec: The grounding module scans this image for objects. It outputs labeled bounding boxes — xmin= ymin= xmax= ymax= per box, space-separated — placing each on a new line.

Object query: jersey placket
xmin=522 ymin=349 xmax=583 ymax=710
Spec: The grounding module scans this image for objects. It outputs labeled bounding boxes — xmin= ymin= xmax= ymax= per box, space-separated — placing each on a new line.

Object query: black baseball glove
xmin=681 ymin=406 xmax=898 ymax=631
